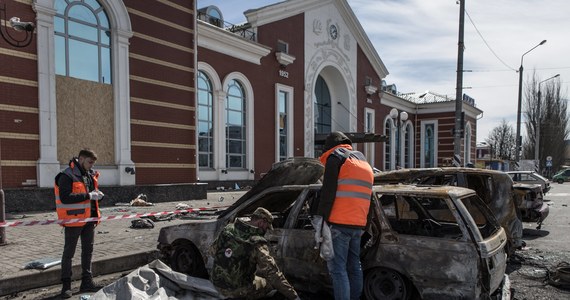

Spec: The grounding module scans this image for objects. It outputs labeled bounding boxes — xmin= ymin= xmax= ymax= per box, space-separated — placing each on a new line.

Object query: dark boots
xmin=79 ymin=277 xmax=104 ymax=292
xmin=60 ymin=280 xmax=72 ymax=299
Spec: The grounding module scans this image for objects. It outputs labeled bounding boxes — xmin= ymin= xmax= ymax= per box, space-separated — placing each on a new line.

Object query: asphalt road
xmin=508 ymin=182 xmax=570 ymax=299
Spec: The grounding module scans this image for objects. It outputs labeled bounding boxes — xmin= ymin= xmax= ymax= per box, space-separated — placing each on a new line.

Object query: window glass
xmin=424 ymin=124 xmax=434 ymax=167
xmin=98 ymin=11 xmax=109 ymax=28
xmin=55 ymin=0 xmax=67 ymax=14
xmin=54 ymin=16 xmax=65 ymax=33
xmin=69 ymin=20 xmax=98 ymax=41
xmin=101 ymin=30 xmax=110 ymax=46
xmin=84 ymin=0 xmax=101 ymax=10
xmin=55 ymin=35 xmax=66 ymax=75
xmin=101 ymin=46 xmax=111 ymax=83
xmin=68 ymin=39 xmax=98 ymax=81
xmin=55 ymin=0 xmax=111 ymax=84
xmin=197 ymin=71 xmax=214 ymax=169
xmin=68 ymin=5 xmax=97 ymax=24
xmin=225 ymin=80 xmax=246 ymax=169
xmin=278 ymin=90 xmax=288 ymax=161
xmin=314 ymin=75 xmax=331 ymax=134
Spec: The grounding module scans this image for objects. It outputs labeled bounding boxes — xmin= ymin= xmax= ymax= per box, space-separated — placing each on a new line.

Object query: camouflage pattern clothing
xmin=211 ymin=218 xmax=299 ymax=300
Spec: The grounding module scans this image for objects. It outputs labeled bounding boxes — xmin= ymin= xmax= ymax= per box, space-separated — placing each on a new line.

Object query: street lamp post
xmin=389 ymin=108 xmax=408 ymax=169
xmin=515 ymin=40 xmax=547 ymax=165
xmin=535 ymin=74 xmax=560 ymax=172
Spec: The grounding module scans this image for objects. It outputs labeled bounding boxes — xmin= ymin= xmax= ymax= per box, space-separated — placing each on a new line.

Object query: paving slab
xmin=0 ymin=191 xmax=244 ymax=297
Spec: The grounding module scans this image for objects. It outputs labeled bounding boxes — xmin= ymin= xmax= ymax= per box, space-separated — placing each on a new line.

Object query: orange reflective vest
xmin=54 ymin=162 xmax=100 ymax=227
xmin=320 ymin=145 xmax=373 ymax=227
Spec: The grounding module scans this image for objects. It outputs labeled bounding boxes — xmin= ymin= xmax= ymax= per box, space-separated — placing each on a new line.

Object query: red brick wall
xmin=0 ymin=1 xmax=39 ymax=188
xmin=124 ymin=0 xmax=197 ymax=184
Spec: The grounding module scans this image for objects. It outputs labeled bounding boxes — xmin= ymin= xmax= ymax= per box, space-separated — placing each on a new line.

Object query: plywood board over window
xmin=56 ymin=76 xmax=115 ymax=165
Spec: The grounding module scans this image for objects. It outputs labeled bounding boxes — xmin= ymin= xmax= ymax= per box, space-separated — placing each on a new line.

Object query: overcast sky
xmin=197 ymin=0 xmax=570 ymax=143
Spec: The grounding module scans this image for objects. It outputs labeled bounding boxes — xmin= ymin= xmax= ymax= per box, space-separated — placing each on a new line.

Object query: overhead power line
xmin=465 ymin=10 xmax=516 ymax=72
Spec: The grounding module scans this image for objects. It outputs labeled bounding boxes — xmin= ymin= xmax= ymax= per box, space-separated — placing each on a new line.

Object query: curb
xmin=0 ymin=250 xmax=159 ymax=296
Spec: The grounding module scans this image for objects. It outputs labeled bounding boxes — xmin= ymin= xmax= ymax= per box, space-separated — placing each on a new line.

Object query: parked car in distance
xmin=512 ymin=183 xmax=549 ymax=229
xmin=552 ymin=168 xmax=570 ymax=184
xmin=507 ymin=171 xmax=551 ymax=194
xmin=375 ymin=167 xmax=523 ymax=255
xmin=156 ymin=158 xmax=511 ymax=300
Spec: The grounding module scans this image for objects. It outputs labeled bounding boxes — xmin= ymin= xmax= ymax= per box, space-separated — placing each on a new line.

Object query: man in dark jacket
xmin=211 ymin=207 xmax=300 ymax=300
xmin=55 ymin=149 xmax=104 ymax=298
xmin=317 ymin=132 xmax=374 ymax=300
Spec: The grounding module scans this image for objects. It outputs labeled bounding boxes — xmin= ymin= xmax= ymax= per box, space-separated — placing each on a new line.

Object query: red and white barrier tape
xmin=0 ymin=206 xmax=229 ymax=227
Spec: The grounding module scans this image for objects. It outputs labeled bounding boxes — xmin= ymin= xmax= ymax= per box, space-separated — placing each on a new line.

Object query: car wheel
xmin=170 ymin=243 xmax=208 ymax=278
xmin=364 ymin=267 xmax=410 ymax=300
xmin=557 ymin=179 xmax=564 ymax=184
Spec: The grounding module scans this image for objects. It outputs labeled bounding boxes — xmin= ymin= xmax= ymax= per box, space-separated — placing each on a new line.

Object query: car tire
xmin=363 ymin=267 xmax=410 ymax=300
xmin=557 ymin=179 xmax=564 ymax=184
xmin=170 ymin=242 xmax=208 ymax=278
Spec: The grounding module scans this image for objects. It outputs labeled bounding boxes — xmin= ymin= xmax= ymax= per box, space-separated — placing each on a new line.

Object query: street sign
xmin=546 ymin=161 xmax=553 ymax=167
xmin=547 ymin=156 xmax=552 ymax=161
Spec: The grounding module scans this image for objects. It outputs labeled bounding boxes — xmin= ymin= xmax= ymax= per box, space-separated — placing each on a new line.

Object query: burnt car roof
xmin=218 ymin=157 xmax=324 ymax=218
xmin=512 ymin=182 xmax=542 ymax=190
xmin=375 ymin=183 xmax=477 ymax=197
xmin=374 ymin=167 xmax=511 ymax=184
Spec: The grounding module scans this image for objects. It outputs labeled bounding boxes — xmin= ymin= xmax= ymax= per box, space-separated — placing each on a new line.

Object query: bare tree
xmin=486 ymin=119 xmax=516 ymax=161
xmin=523 ymin=72 xmax=568 ymax=173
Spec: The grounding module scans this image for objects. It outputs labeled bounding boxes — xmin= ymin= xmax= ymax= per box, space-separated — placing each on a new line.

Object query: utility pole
xmin=453 ymin=0 xmax=465 ymax=167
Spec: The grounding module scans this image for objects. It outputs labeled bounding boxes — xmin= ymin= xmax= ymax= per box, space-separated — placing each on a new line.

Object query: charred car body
xmin=157 ymin=158 xmax=510 ymax=299
xmin=374 ymin=167 xmax=523 ymax=255
xmin=512 ymin=183 xmax=549 ymax=229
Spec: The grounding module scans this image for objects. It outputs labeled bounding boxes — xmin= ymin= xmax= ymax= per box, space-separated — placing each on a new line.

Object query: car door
xmin=376 ymin=192 xmax=481 ymax=298
xmin=275 ymin=188 xmax=331 ymax=293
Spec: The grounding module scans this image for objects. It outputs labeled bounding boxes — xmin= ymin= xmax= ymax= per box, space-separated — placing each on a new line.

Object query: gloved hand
xmin=89 ymin=191 xmax=104 ymax=200
xmin=89 ymin=191 xmax=99 ymax=200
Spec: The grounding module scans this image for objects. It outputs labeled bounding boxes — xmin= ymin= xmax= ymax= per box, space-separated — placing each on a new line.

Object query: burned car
xmin=512 ymin=183 xmax=549 ymax=229
xmin=157 ymin=158 xmax=510 ymax=299
xmin=374 ymin=167 xmax=523 ymax=255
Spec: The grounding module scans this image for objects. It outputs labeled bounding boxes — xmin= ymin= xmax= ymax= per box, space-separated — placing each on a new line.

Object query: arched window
xmin=198 ymin=71 xmax=214 ymax=169
xmin=424 ymin=125 xmax=435 ymax=167
xmin=404 ymin=123 xmax=413 ymax=168
xmin=226 ymin=80 xmax=246 ymax=169
xmin=314 ymin=75 xmax=331 ymax=134
xmin=54 ymin=0 xmax=111 ymax=83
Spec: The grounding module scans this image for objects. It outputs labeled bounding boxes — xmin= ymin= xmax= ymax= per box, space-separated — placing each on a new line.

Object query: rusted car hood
xmin=218 ymin=157 xmax=324 ymax=218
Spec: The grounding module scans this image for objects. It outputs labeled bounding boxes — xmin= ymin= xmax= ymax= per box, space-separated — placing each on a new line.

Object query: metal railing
xmin=197 ymin=11 xmax=256 ymax=41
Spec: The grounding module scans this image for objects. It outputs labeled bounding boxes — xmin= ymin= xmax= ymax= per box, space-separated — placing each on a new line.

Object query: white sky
xmin=197 ymin=0 xmax=570 ymax=143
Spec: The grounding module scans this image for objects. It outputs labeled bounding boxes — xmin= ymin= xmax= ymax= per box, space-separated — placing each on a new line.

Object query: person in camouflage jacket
xmin=211 ymin=207 xmax=300 ymax=300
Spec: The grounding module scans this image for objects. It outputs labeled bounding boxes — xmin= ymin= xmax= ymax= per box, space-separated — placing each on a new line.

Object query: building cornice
xmin=197 ymin=21 xmax=271 ymax=65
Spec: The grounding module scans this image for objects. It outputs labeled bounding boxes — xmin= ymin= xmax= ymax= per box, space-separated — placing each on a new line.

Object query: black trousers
xmin=61 ymin=223 xmax=96 ymax=281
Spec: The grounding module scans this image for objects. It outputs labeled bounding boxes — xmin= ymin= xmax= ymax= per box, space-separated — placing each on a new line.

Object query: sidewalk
xmin=0 ymin=191 xmax=245 ymax=297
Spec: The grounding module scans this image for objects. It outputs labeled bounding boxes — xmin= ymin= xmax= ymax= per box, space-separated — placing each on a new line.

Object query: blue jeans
xmin=327 ymin=225 xmax=363 ymax=300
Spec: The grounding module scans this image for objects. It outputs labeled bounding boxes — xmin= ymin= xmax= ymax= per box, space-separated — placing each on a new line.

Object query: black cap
xmin=323 ymin=131 xmax=352 ymax=152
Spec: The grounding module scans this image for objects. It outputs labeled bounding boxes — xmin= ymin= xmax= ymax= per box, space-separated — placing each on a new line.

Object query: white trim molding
xmin=275 ymin=84 xmax=294 ymax=161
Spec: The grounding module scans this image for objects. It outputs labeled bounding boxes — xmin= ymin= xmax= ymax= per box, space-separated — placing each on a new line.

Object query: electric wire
xmin=465 ymin=9 xmax=516 ymax=72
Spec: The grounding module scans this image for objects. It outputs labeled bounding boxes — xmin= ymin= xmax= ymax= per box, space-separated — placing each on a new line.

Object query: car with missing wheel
xmin=157 ymin=158 xmax=510 ymax=299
